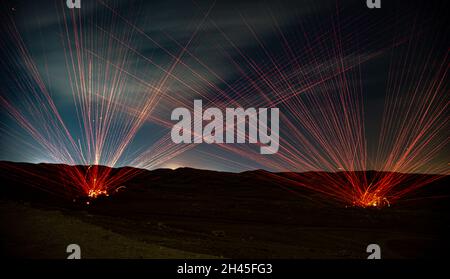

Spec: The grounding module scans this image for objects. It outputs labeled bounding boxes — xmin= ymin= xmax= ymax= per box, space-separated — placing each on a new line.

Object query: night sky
xmin=0 ymin=0 xmax=448 ymax=173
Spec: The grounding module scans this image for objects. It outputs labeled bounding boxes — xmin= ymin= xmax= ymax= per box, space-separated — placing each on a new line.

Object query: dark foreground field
xmin=0 ymin=161 xmax=449 ymax=259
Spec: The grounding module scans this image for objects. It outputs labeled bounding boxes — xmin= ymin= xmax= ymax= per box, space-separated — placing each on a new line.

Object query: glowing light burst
xmin=0 ymin=1 xmax=211 ymax=198
xmin=206 ymin=3 xmax=449 ymax=207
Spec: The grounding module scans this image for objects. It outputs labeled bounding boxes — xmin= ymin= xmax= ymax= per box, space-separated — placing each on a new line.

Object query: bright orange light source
xmin=87 ymin=189 xmax=109 ymax=198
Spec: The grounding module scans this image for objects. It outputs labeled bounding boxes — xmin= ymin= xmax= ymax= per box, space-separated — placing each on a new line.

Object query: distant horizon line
xmin=0 ymin=160 xmax=447 ymax=176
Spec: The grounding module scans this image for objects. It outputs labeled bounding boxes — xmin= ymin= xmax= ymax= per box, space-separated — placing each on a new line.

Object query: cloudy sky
xmin=0 ymin=0 xmax=448 ymax=173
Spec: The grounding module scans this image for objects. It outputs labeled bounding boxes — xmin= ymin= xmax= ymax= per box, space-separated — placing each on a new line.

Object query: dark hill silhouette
xmin=0 ymin=161 xmax=449 ymax=258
